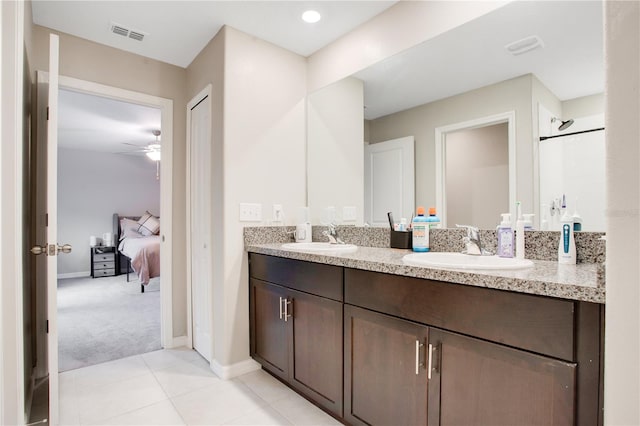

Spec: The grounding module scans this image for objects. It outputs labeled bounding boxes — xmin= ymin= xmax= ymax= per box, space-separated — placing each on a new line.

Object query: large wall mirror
xmin=307 ymin=0 xmax=604 ymax=231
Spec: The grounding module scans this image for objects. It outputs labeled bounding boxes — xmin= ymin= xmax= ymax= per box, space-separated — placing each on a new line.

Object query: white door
xmin=188 ymin=91 xmax=212 ymax=361
xmin=364 ymin=136 xmax=415 ymax=227
xmin=33 ymin=34 xmax=65 ymax=426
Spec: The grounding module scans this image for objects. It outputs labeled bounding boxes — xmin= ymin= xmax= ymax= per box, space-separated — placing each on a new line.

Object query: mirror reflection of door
xmin=444 ymin=123 xmax=509 ymax=229
xmin=364 ymin=136 xmax=415 ymax=227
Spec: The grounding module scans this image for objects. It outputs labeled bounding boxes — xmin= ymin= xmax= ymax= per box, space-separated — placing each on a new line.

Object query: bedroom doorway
xmin=46 ymin=76 xmax=174 ymax=373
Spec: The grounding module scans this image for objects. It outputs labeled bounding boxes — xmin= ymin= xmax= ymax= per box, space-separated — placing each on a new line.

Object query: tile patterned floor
xmin=59 ymin=348 xmax=342 ymax=425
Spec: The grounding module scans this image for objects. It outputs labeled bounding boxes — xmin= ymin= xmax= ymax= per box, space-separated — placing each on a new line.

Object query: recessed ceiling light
xmin=302 ymin=10 xmax=321 ymax=24
xmin=505 ymin=35 xmax=544 ymax=56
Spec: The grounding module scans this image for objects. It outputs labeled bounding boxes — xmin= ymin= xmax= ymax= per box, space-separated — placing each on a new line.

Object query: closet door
xmin=189 ymin=90 xmax=212 ymax=361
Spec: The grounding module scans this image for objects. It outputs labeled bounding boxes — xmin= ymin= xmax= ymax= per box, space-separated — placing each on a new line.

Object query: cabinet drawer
xmin=94 ymin=253 xmax=114 ymax=262
xmin=93 ymin=268 xmax=115 ymax=277
xmin=249 ymin=254 xmax=343 ymax=301
xmin=345 ymin=268 xmax=576 ymax=361
xmin=93 ymin=261 xmax=115 ymax=270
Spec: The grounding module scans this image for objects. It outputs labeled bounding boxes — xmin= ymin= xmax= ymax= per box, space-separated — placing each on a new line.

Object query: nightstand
xmin=91 ymin=246 xmax=116 ymax=278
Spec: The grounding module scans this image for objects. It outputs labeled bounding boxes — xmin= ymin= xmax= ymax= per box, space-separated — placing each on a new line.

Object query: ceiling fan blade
xmin=115 ymin=150 xmax=145 ymax=155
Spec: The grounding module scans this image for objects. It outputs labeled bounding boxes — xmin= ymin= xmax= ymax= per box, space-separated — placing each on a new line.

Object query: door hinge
xmin=45 ymin=213 xmax=48 ymax=227
xmin=46 ymin=320 xmax=49 ymax=334
xmin=46 ymin=107 xmax=49 ymax=121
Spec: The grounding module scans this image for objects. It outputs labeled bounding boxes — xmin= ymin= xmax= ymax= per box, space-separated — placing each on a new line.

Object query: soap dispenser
xmin=497 ymin=213 xmax=514 ymax=258
xmin=558 ymin=210 xmax=576 ymax=264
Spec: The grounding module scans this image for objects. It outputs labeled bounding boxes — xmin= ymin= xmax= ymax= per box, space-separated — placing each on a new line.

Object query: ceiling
xmin=356 ymin=0 xmax=604 ymax=119
xmin=32 ymin=1 xmax=397 ymax=67
xmin=43 ymin=1 xmax=603 ymax=151
xmin=38 ymin=0 xmax=396 ymax=153
xmin=58 ymin=89 xmax=161 ymax=154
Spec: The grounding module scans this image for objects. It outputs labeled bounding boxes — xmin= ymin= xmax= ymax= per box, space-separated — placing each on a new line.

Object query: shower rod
xmin=539 ymin=127 xmax=605 ymax=141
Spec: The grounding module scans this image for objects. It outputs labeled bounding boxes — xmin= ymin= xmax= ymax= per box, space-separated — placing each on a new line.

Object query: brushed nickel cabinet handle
xmin=427 ymin=343 xmax=433 ymax=379
xmin=416 ymin=340 xmax=425 ymax=375
xmin=284 ymin=299 xmax=292 ymax=322
xmin=279 ymin=297 xmax=284 ymax=320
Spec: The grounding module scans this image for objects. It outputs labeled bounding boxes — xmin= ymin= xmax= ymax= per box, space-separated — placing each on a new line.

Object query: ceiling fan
xmin=118 ymin=129 xmax=162 ymax=180
xmin=119 ymin=129 xmax=161 ymax=161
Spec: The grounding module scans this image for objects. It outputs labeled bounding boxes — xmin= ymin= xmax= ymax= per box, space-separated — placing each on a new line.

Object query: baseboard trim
xmin=57 ymin=271 xmax=90 ymax=279
xmin=165 ymin=335 xmax=189 ymax=349
xmin=210 ymin=358 xmax=261 ymax=380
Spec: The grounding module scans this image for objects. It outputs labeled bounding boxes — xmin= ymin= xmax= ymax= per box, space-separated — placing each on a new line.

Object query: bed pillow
xmin=120 ymin=218 xmax=143 ymax=240
xmin=137 ymin=211 xmax=160 ymax=236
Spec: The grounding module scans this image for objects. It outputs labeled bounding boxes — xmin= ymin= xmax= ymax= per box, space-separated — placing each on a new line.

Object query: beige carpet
xmin=57 ymin=274 xmax=160 ymax=372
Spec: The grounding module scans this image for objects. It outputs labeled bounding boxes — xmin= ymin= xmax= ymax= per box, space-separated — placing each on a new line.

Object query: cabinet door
xmin=289 ymin=288 xmax=343 ymax=417
xmin=250 ymin=279 xmax=288 ymax=380
xmin=428 ymin=328 xmax=576 ymax=426
xmin=345 ymin=305 xmax=429 ymax=426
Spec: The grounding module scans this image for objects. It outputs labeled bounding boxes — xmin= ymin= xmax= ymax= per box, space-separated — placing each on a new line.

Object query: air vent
xmin=111 ymin=24 xmax=129 ymax=37
xmin=129 ymin=31 xmax=145 ymax=42
xmin=505 ymin=35 xmax=544 ymax=56
xmin=109 ymin=22 xmax=147 ymax=42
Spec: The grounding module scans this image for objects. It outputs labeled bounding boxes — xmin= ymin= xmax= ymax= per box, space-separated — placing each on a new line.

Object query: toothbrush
xmin=387 ymin=212 xmax=395 ymax=231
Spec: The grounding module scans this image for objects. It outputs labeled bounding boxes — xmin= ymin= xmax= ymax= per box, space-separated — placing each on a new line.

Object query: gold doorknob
xmin=30 ymin=245 xmax=47 ymax=255
xmin=58 ymin=244 xmax=72 ymax=254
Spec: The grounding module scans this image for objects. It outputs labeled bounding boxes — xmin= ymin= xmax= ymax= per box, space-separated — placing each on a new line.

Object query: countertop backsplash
xmin=244 ymin=226 xmax=605 ymax=264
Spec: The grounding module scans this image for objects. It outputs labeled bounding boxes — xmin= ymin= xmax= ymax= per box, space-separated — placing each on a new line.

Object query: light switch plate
xmin=343 ymin=206 xmax=357 ymax=221
xmin=239 ymin=203 xmax=262 ymax=222
xmin=272 ymin=204 xmax=283 ymax=223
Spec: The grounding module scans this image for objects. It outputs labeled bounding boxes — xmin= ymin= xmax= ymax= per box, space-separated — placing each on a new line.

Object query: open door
xmin=32 ymin=34 xmax=69 ymax=426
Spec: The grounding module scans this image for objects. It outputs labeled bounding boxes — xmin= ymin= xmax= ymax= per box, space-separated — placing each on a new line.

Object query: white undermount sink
xmin=403 ymin=252 xmax=534 ymax=270
xmin=281 ymin=242 xmax=358 ymax=253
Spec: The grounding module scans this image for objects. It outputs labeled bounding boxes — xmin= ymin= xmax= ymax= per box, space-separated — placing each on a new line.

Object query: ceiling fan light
xmin=146 ymin=150 xmax=161 ymax=161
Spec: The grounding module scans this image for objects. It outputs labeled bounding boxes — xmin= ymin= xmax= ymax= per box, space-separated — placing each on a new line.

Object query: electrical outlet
xmin=272 ymin=204 xmax=283 ymax=223
xmin=239 ymin=203 xmax=262 ymax=222
xmin=343 ymin=206 xmax=357 ymax=222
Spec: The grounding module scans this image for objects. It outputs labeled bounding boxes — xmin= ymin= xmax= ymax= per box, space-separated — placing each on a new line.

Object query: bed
xmin=113 ymin=213 xmax=161 ymax=293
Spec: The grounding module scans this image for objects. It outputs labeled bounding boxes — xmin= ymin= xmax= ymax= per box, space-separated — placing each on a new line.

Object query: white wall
xmin=220 ymin=26 xmax=306 ymax=368
xmin=57 ymin=148 xmax=160 ymax=276
xmin=186 ymin=25 xmax=307 ymax=372
xmin=604 ymin=1 xmax=640 ymax=424
xmin=307 ymin=77 xmax=364 ymax=225
xmin=562 ymin=93 xmax=604 ymax=119
xmin=445 ymin=123 xmax=509 ymax=229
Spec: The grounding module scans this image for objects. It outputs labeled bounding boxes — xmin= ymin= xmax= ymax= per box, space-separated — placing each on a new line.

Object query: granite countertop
xmin=246 ymin=243 xmax=605 ymax=304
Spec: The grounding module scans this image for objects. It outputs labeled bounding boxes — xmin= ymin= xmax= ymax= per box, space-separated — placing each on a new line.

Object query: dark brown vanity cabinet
xmin=249 ymin=253 xmax=603 ymax=426
xmin=249 ymin=254 xmax=343 ymax=417
xmin=344 ymin=305 xmax=429 ymax=426
xmin=344 ymin=268 xmax=603 ymax=426
xmin=427 ymin=328 xmax=576 ymax=426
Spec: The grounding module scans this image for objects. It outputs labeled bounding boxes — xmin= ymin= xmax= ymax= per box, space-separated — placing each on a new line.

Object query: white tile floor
xmin=59 ymin=348 xmax=343 ymax=426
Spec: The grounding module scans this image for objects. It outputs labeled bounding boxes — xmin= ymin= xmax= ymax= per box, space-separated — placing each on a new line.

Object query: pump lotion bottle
xmin=497 ymin=213 xmax=514 ymax=258
xmin=558 ymin=211 xmax=576 ymax=264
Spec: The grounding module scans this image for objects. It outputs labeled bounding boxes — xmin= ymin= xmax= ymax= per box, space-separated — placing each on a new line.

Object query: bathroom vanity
xmin=247 ymin=241 xmax=604 ymax=426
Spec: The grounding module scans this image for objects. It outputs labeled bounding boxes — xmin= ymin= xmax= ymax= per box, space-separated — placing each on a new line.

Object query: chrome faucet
xmin=456 ymin=224 xmax=492 ymax=256
xmin=323 ymin=223 xmax=344 ymax=245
